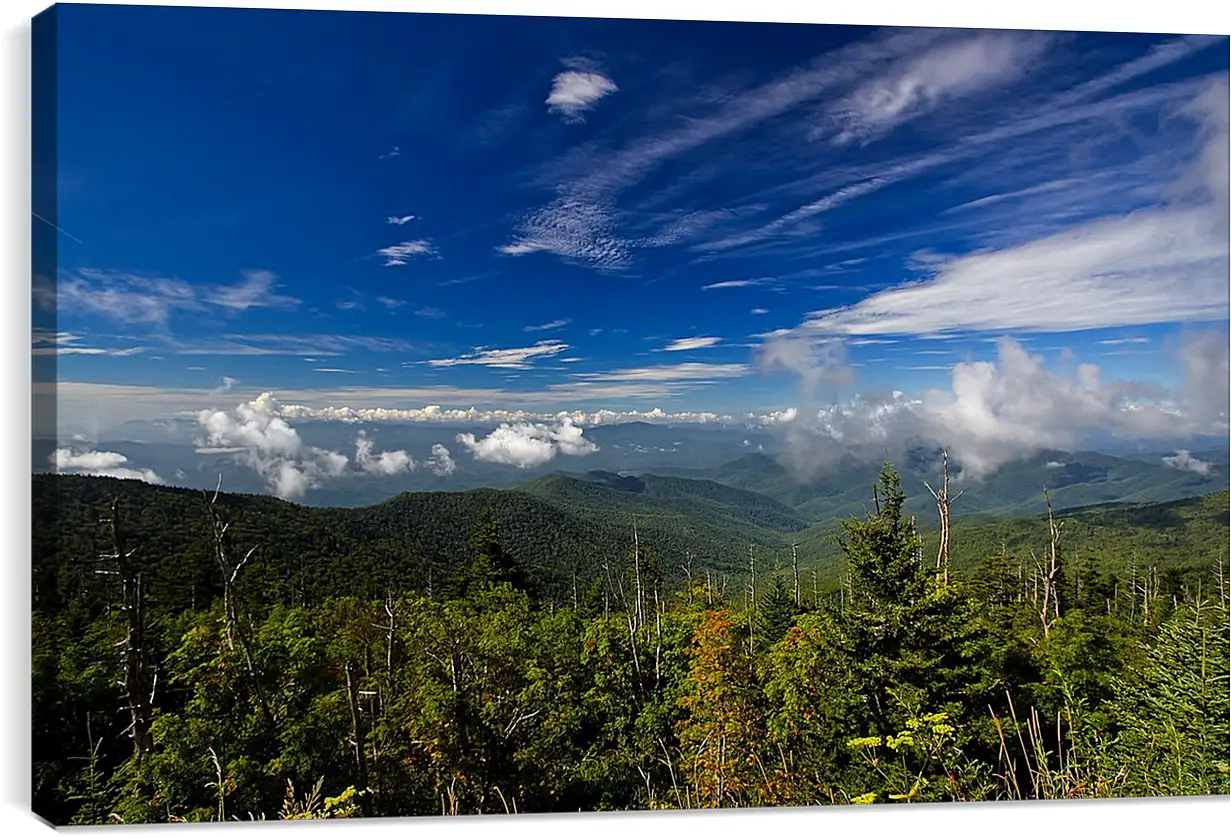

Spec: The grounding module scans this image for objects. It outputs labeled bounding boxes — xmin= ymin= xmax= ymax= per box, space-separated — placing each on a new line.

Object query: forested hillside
xmin=31 ymin=467 xmax=1230 ymax=824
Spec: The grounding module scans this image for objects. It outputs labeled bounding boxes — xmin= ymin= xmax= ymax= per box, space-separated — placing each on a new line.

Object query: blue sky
xmin=35 ymin=5 xmax=1230 ymax=446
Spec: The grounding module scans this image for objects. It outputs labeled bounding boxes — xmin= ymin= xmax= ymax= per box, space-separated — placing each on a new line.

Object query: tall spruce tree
xmin=837 ymin=465 xmax=988 ymax=737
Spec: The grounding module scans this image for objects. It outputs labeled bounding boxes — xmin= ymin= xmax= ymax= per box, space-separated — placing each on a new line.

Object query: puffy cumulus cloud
xmin=354 ymin=431 xmax=415 ymax=476
xmin=196 ymin=392 xmax=353 ymax=500
xmin=51 ymin=448 xmax=165 ymax=484
xmin=456 ymin=418 xmax=598 ymax=468
xmin=760 ymin=336 xmax=1227 ymax=481
xmin=1162 ymin=449 xmax=1213 ymax=476
xmin=427 ymin=444 xmax=457 ymax=477
xmin=546 ymin=62 xmax=618 ymax=122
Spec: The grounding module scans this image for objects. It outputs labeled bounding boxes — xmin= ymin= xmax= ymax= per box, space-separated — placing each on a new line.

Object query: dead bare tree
xmin=203 ymin=476 xmax=276 ymax=730
xmin=1037 ymin=489 xmax=1064 ymax=637
xmin=746 ymin=544 xmax=757 ymax=652
xmin=791 ymin=544 xmax=800 ymax=608
xmin=924 ymin=450 xmax=963 ymax=586
xmin=632 ymin=518 xmax=644 ymax=631
xmin=96 ymin=497 xmax=153 ymax=755
xmin=344 ymin=660 xmax=372 ymax=816
xmin=383 ymin=595 xmax=400 ymax=673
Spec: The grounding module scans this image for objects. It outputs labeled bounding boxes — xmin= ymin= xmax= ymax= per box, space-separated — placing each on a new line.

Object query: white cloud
xmin=457 ymin=417 xmax=598 ymax=468
xmin=702 ymin=278 xmax=777 ymax=290
xmin=196 ymin=392 xmax=353 ymax=499
xmin=546 ymin=64 xmax=618 ymax=122
xmin=797 ymin=77 xmax=1230 ymax=338
xmin=175 ymin=333 xmax=418 ymax=356
xmin=426 ymin=340 xmax=569 ymax=370
xmin=750 ymin=308 xmax=769 ymax=315
xmin=378 ymin=240 xmax=434 ymax=266
xmin=762 ymin=337 xmax=1219 ymax=480
xmin=415 ymin=306 xmax=447 ymax=319
xmin=1178 ymin=329 xmax=1230 ymax=428
xmin=1162 ymin=449 xmax=1212 ymax=475
xmin=567 ymin=362 xmax=750 ymax=383
xmin=661 ymin=336 xmax=722 ymax=352
xmin=30 ymin=329 xmax=149 ymax=356
xmin=824 ymin=31 xmax=1054 ymax=145
xmin=377 ymin=296 xmax=407 ymax=311
xmin=387 ymin=215 xmax=416 ymax=225
xmin=354 ymin=431 xmax=415 ymax=476
xmin=50 ymin=448 xmax=165 ymax=484
xmin=427 ymin=444 xmax=456 ymax=477
xmin=698 ymin=178 xmax=891 ymax=252
xmin=496 ymin=195 xmax=630 ymax=270
xmin=204 ymin=269 xmax=300 ymax=311
xmin=48 ymin=268 xmax=299 ymax=327
xmin=524 ymin=319 xmax=572 ymax=332
xmin=757 ymin=334 xmax=853 ymax=399
xmin=273 ymin=401 xmax=734 ymax=426
xmin=801 ymin=206 xmax=1228 ymax=336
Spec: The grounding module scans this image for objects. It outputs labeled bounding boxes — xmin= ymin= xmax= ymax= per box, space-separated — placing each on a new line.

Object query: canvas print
xmin=30 ymin=2 xmax=1230 ymax=825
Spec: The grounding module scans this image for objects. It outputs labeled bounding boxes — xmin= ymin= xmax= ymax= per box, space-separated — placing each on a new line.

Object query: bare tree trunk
xmin=633 ymin=519 xmax=644 ymax=631
xmin=791 ymin=544 xmax=800 ymax=609
xmin=1046 ymin=489 xmax=1063 ymax=621
xmin=102 ymin=498 xmax=153 ymax=756
xmin=204 ymin=479 xmax=276 ymax=730
xmin=747 ymin=545 xmax=756 ymax=652
xmin=924 ymin=451 xmax=962 ymax=586
xmin=345 ymin=660 xmax=372 ymax=816
xmin=384 ymin=596 xmax=399 ymax=673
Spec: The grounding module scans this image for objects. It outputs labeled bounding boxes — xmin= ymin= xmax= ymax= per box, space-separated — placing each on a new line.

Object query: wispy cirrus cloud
xmin=501 ymin=29 xmax=948 ymax=271
xmin=47 ymin=268 xmax=300 ymax=327
xmin=376 ymin=296 xmax=407 ymax=311
xmin=800 ymin=205 xmax=1227 ymax=337
xmin=524 ymin=319 xmax=572 ymax=332
xmin=567 ymin=362 xmax=750 ymax=383
xmin=818 ymin=31 xmax=1055 ymax=146
xmin=790 ymin=77 xmax=1230 ymax=338
xmin=173 ymin=333 xmax=419 ymax=356
xmin=701 ymin=277 xmax=779 ymax=290
xmin=660 ymin=336 xmax=722 ymax=351
xmin=204 ymin=269 xmax=300 ymax=311
xmin=31 ymin=328 xmax=147 ymax=357
xmin=425 ymin=340 xmax=570 ymax=370
xmin=387 ymin=214 xmax=416 ymax=225
xmin=378 ymin=239 xmax=435 ymax=266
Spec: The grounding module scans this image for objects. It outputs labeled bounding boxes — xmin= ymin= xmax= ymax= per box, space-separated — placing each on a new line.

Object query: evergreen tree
xmin=462 ymin=508 xmax=532 ymax=595
xmin=835 ymin=465 xmax=988 ymax=737
xmin=755 ymin=575 xmax=798 ymax=649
